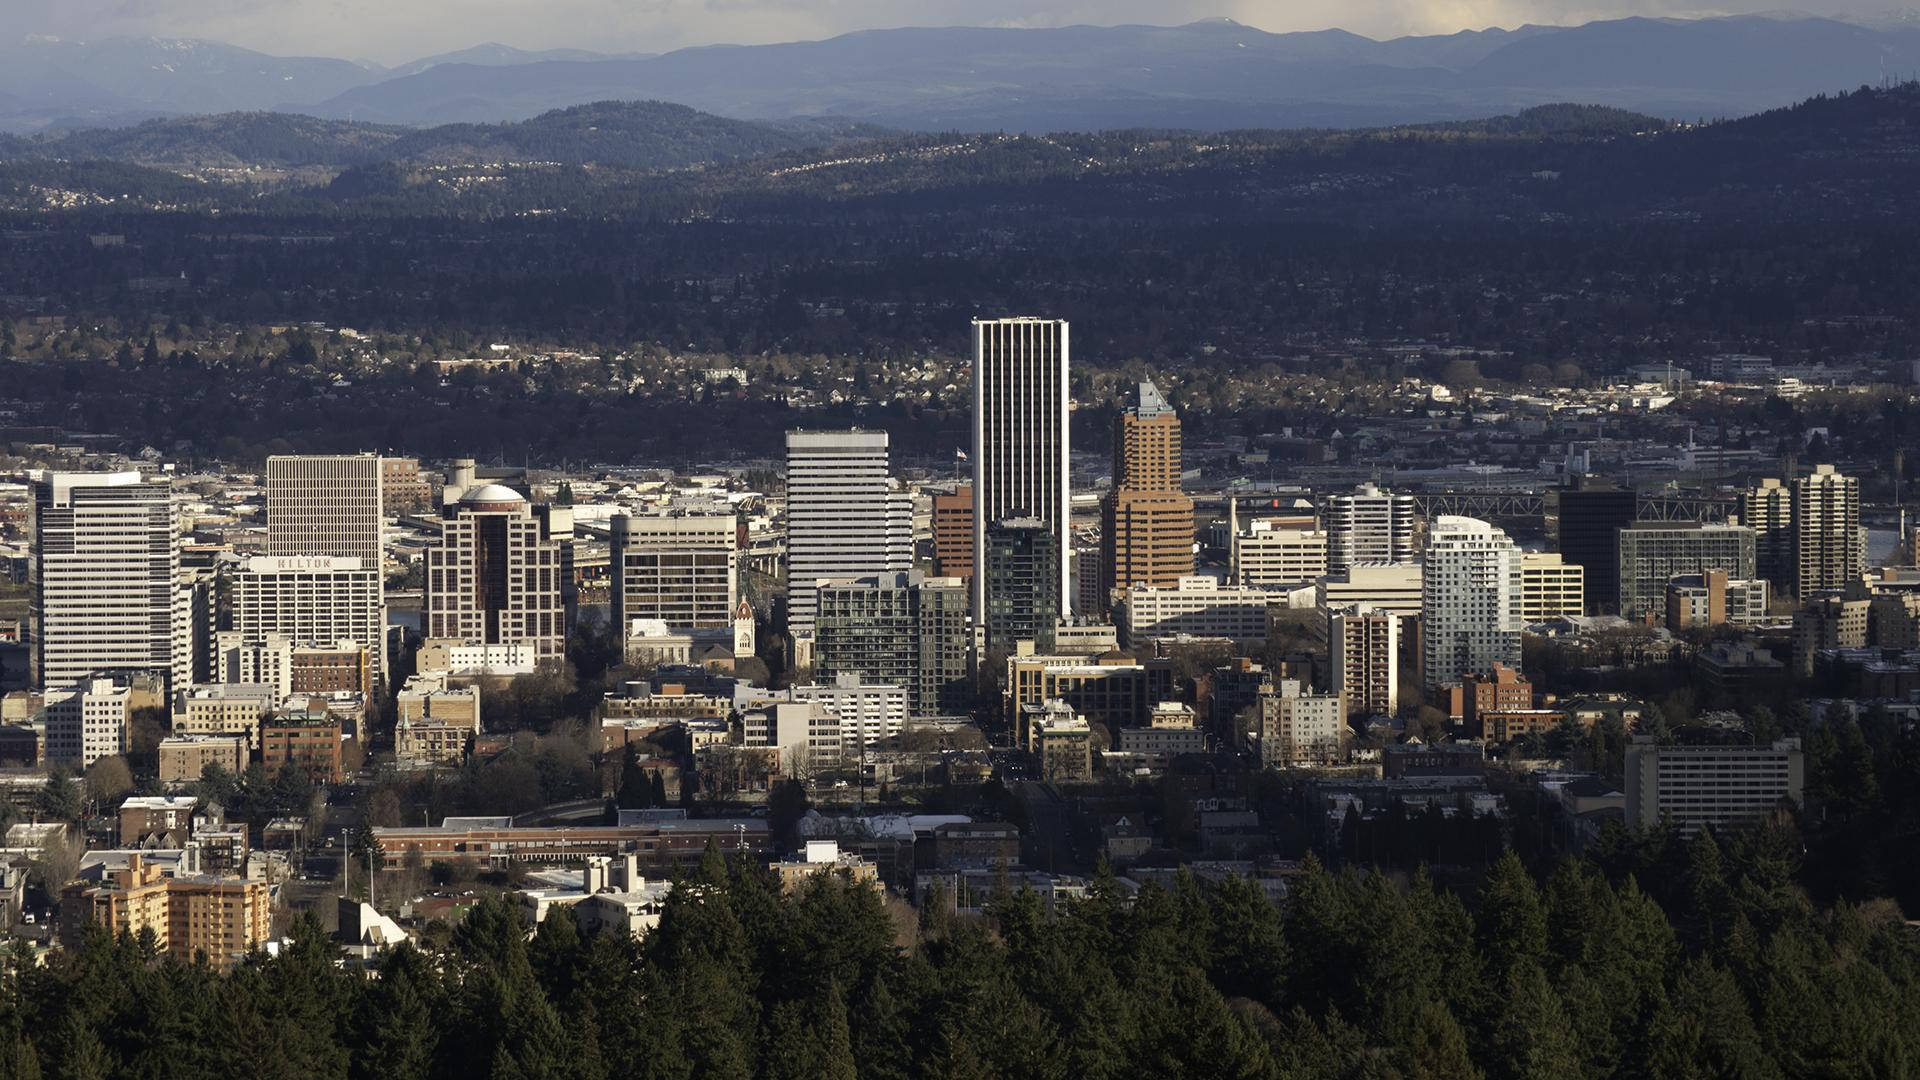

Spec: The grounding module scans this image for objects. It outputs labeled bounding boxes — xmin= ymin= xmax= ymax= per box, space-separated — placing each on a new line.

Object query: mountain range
xmin=3 ymin=14 xmax=1920 ymax=134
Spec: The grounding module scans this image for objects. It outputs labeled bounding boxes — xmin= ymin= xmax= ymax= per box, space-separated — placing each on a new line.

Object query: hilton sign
xmin=245 ymin=556 xmax=363 ymax=573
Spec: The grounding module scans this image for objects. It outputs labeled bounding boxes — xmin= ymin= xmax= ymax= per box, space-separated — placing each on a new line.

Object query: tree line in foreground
xmin=2 ymin=829 xmax=1916 ymax=1079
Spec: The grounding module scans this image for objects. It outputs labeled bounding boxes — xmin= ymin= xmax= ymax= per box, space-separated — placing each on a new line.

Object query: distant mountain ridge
xmin=5 ymin=81 xmax=1917 ymax=220
xmin=3 ymin=15 xmax=1919 ymax=134
xmin=0 ymin=101 xmax=860 ymax=171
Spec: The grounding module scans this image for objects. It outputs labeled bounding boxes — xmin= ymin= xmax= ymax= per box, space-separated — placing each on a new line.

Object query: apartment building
xmin=1616 ymin=524 xmax=1757 ymax=618
xmin=173 ymin=683 xmax=278 ymax=748
xmin=60 ymin=855 xmax=271 ymax=968
xmin=156 ymin=735 xmax=247 ymax=785
xmin=812 ymin=572 xmax=969 ymax=717
xmin=1422 ymin=516 xmax=1522 ymax=689
xmin=30 ymin=471 xmax=190 ymax=694
xmin=1328 ymin=606 xmax=1400 ymax=717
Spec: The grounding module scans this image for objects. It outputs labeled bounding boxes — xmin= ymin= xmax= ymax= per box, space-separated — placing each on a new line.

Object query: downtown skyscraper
xmin=972 ymin=317 xmax=1072 ymax=628
xmin=784 ymin=429 xmax=913 ymax=666
xmin=262 ymin=453 xmax=388 ymax=684
xmin=1099 ymin=380 xmax=1195 ymax=611
xmin=31 ymin=471 xmax=191 ymax=694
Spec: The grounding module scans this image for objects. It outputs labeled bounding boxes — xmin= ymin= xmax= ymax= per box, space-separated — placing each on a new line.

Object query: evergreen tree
xmin=1487 ymin=960 xmax=1580 ymax=1080
xmin=1396 ymin=998 xmax=1481 ymax=1080
xmin=1478 ymin=851 xmax=1548 ymax=991
xmin=354 ymin=945 xmax=440 ymax=1080
xmin=47 ymin=1008 xmax=111 ymax=1080
xmin=1644 ymin=957 xmax=1782 ymax=1080
xmin=759 ymin=982 xmax=856 ymax=1080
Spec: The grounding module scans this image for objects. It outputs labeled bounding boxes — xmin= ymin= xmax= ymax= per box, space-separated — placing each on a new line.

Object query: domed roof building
xmin=425 ymin=479 xmax=574 ymax=664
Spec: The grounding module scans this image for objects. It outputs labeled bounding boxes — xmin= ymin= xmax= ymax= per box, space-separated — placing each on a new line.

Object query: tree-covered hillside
xmin=4 ymin=836 xmax=1918 ymax=1078
xmin=0 ymin=101 xmax=859 ymax=173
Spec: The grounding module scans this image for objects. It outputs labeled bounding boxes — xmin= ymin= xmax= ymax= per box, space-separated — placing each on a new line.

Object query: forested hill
xmin=5 ymin=838 xmax=1919 ymax=1078
xmin=1411 ymin=103 xmax=1670 ymax=136
xmin=0 ymin=101 xmax=865 ymax=171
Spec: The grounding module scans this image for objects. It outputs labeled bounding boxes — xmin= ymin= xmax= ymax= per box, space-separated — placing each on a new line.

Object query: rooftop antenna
xmin=1896 ymin=448 xmax=1905 ymax=511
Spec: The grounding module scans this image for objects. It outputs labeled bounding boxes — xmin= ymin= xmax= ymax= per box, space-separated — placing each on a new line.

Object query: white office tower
xmin=265 ymin=454 xmax=388 ymax=684
xmin=233 ymin=556 xmax=385 ymax=680
xmin=31 ymin=471 xmax=190 ymax=694
xmin=785 ymin=431 xmax=913 ymax=662
xmin=610 ymin=514 xmax=738 ymax=631
xmin=1323 ymin=484 xmax=1418 ymax=576
xmin=973 ymin=317 xmax=1072 ymax=622
xmin=267 ymin=454 xmax=384 ymax=563
xmin=1421 ymin=515 xmax=1523 ymax=690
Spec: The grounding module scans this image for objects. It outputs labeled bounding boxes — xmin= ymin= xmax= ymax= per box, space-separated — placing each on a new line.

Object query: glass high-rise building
xmin=985 ymin=518 xmax=1060 ymax=654
xmin=1555 ymin=482 xmax=1637 ymax=614
xmin=813 ymin=571 xmax=970 ymax=717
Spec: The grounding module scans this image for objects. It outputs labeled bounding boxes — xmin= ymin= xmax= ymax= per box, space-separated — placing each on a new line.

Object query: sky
xmin=7 ymin=0 xmax=1875 ymax=65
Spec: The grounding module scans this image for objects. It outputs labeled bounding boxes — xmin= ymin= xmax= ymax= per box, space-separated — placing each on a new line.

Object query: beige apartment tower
xmin=1329 ymin=606 xmax=1400 ymax=718
xmin=1793 ymin=465 xmax=1862 ymax=599
xmin=973 ymin=317 xmax=1072 ymax=623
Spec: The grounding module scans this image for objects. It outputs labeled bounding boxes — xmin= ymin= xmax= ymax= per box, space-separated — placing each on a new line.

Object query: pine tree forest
xmin=2 ymin=825 xmax=1916 ymax=1079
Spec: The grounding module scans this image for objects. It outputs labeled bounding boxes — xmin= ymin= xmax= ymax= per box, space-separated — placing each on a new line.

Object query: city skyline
xmin=3 ymin=27 xmax=1918 ymax=1074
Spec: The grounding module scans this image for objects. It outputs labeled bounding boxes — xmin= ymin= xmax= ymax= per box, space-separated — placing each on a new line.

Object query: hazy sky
xmin=11 ymin=0 xmax=1867 ymax=64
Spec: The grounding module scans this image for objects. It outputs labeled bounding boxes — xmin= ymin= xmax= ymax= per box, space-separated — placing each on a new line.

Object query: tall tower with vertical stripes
xmin=972 ymin=318 xmax=1071 ymax=633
